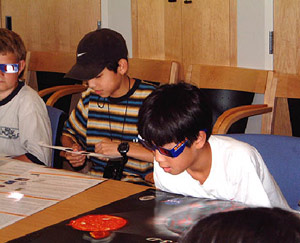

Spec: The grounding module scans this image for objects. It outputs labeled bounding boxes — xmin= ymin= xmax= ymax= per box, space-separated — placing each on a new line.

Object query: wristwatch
xmin=118 ymin=142 xmax=129 ymax=157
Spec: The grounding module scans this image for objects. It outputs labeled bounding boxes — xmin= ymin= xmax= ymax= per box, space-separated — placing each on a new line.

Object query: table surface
xmin=0 ymin=179 xmax=150 ymax=243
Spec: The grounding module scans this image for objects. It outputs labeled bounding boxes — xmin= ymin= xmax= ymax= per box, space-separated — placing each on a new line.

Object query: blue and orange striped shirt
xmin=63 ymin=79 xmax=156 ymax=184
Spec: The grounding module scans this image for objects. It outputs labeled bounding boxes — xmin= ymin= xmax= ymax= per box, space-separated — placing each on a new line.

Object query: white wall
xmin=238 ymin=0 xmax=273 ymax=133
xmin=101 ymin=0 xmax=132 ymax=57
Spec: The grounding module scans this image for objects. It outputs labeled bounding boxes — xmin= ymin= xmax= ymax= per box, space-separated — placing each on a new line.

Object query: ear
xmin=193 ymin=130 xmax=207 ymax=149
xmin=18 ymin=60 xmax=26 ymax=75
xmin=117 ymin=59 xmax=128 ymax=75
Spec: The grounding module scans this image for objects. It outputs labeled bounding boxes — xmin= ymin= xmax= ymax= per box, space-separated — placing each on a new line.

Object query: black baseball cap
xmin=65 ymin=28 xmax=128 ymax=80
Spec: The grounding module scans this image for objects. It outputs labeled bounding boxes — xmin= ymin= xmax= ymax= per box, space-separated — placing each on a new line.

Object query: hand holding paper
xmin=38 ymin=142 xmax=122 ymax=159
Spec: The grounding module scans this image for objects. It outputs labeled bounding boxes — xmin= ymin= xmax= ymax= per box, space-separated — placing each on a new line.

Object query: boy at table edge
xmin=61 ymin=28 xmax=155 ymax=185
xmin=0 ymin=28 xmax=51 ymax=165
xmin=137 ymin=82 xmax=290 ymax=210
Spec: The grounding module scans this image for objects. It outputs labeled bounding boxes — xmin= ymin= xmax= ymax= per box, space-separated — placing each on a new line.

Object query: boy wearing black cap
xmin=61 ymin=28 xmax=156 ymax=185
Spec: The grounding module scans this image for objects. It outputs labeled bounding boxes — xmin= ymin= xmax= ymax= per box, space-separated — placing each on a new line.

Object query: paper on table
xmin=0 ymin=159 xmax=105 ymax=229
xmin=38 ymin=142 xmax=122 ymax=159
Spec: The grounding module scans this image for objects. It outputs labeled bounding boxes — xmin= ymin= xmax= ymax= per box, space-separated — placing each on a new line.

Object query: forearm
xmin=13 ymin=154 xmax=32 ymax=163
xmin=127 ymin=142 xmax=154 ymax=163
xmin=60 ymin=134 xmax=78 ymax=158
xmin=61 ymin=134 xmax=77 ymax=147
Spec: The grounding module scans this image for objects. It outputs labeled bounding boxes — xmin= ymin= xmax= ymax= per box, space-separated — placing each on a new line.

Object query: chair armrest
xmin=212 ymin=104 xmax=272 ymax=134
xmin=38 ymin=85 xmax=84 ymax=98
xmin=45 ymin=85 xmax=87 ymax=106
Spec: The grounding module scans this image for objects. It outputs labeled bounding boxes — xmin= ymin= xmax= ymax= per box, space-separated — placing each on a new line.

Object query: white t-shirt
xmin=0 ymin=83 xmax=52 ymax=166
xmin=154 ymin=135 xmax=290 ymax=210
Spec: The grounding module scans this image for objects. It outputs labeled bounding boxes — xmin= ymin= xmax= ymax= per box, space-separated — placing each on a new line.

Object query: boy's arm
xmin=60 ymin=134 xmax=87 ymax=167
xmin=18 ymin=98 xmax=52 ymax=167
xmin=127 ymin=142 xmax=154 ymax=162
xmin=61 ymin=134 xmax=77 ymax=148
xmin=95 ymin=138 xmax=154 ymax=163
xmin=12 ymin=154 xmax=35 ymax=163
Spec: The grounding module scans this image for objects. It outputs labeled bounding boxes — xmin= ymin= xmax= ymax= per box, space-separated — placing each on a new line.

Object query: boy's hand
xmin=65 ymin=144 xmax=86 ymax=167
xmin=95 ymin=138 xmax=120 ymax=156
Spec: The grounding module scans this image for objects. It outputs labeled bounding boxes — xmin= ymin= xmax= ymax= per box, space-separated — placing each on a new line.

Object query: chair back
xmin=271 ymin=73 xmax=300 ymax=136
xmin=25 ymin=51 xmax=76 ymax=90
xmin=39 ymin=57 xmax=180 ymax=108
xmin=226 ymin=133 xmax=300 ymax=211
xmin=46 ymin=106 xmax=67 ymax=168
xmin=128 ymin=58 xmax=180 ymax=84
xmin=25 ymin=51 xmax=85 ymax=114
xmin=185 ymin=64 xmax=276 ymax=134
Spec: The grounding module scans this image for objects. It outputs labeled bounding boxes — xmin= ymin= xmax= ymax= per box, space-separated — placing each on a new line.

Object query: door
xmin=131 ymin=0 xmax=236 ymax=78
xmin=182 ymin=0 xmax=236 ymax=68
xmin=273 ymin=0 xmax=300 ymax=136
xmin=0 ymin=0 xmax=101 ymax=52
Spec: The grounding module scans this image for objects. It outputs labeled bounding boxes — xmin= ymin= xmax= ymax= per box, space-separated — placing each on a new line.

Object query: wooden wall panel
xmin=0 ymin=0 xmax=101 ymax=53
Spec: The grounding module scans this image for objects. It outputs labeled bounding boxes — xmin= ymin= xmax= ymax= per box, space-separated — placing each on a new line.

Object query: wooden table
xmin=0 ymin=180 xmax=150 ymax=243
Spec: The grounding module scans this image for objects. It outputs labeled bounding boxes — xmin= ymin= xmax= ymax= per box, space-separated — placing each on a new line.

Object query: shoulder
xmin=210 ymin=135 xmax=263 ymax=168
xmin=19 ymin=84 xmax=41 ymax=98
xmin=140 ymin=80 xmax=157 ymax=89
xmin=210 ymin=135 xmax=257 ymax=153
xmin=18 ymin=85 xmax=46 ymax=107
xmin=130 ymin=79 xmax=156 ymax=99
xmin=134 ymin=79 xmax=157 ymax=91
xmin=81 ymin=88 xmax=93 ymax=100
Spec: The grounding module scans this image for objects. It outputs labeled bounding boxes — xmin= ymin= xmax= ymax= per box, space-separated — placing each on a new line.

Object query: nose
xmin=154 ymin=150 xmax=167 ymax=164
xmin=88 ymin=78 xmax=96 ymax=89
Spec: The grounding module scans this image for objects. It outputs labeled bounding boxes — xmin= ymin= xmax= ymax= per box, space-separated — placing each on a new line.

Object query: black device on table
xmin=103 ymin=142 xmax=129 ymax=180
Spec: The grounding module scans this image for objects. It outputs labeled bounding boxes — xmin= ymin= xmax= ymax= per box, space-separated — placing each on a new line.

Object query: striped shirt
xmin=63 ymin=79 xmax=156 ymax=184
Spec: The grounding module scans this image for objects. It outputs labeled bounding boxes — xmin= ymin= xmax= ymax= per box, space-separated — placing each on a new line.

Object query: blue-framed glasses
xmin=138 ymin=135 xmax=188 ymax=158
xmin=0 ymin=64 xmax=19 ymax=73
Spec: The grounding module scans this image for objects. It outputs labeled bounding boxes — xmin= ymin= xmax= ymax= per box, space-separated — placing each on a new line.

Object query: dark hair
xmin=138 ymin=82 xmax=212 ymax=147
xmin=179 ymin=207 xmax=300 ymax=243
xmin=106 ymin=60 xmax=123 ymax=74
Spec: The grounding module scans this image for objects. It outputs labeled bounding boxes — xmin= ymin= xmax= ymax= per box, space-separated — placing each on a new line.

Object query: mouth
xmin=162 ymin=167 xmax=172 ymax=173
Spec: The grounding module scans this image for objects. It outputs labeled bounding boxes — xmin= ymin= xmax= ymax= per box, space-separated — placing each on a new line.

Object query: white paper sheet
xmin=38 ymin=142 xmax=122 ymax=159
xmin=0 ymin=159 xmax=105 ymax=229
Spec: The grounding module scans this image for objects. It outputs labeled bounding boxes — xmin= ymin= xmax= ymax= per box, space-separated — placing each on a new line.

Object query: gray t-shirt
xmin=0 ymin=82 xmax=52 ymax=166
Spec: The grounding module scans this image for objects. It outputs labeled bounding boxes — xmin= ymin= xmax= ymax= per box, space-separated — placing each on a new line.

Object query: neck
xmin=110 ymin=75 xmax=131 ymax=98
xmin=187 ymin=142 xmax=212 ymax=184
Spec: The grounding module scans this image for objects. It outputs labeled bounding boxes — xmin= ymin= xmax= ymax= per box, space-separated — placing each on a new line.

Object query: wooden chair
xmin=24 ymin=51 xmax=87 ymax=109
xmin=25 ymin=51 xmax=179 ymax=109
xmin=271 ymin=73 xmax=300 ymax=136
xmin=127 ymin=58 xmax=179 ymax=84
xmin=185 ymin=64 xmax=277 ymax=134
xmin=39 ymin=57 xmax=180 ymax=107
xmin=25 ymin=51 xmax=77 ymax=90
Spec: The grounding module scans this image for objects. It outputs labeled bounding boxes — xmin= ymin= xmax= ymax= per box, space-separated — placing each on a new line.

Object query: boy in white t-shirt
xmin=0 ymin=28 xmax=51 ymax=165
xmin=137 ymin=82 xmax=290 ymax=210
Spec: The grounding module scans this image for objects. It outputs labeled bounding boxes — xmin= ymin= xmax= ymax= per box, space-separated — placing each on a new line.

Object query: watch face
xmin=118 ymin=142 xmax=129 ymax=154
